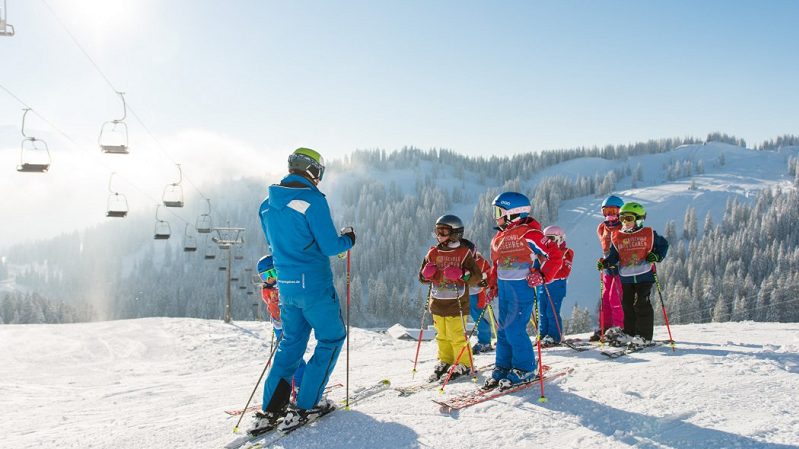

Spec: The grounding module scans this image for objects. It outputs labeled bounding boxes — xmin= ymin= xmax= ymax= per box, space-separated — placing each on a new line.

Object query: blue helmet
xmin=492 ymin=192 xmax=531 ymax=221
xmin=602 ymin=195 xmax=624 ymax=209
xmin=257 ymin=255 xmax=276 ymax=282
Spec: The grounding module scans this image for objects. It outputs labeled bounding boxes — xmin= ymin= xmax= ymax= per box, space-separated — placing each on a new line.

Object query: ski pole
xmin=487 ymin=303 xmax=499 ymax=340
xmin=532 ymin=288 xmax=547 ymax=403
xmin=411 ymin=283 xmax=432 ymax=379
xmin=599 ymin=271 xmax=605 ymax=345
xmin=344 ymin=249 xmax=352 ymax=409
xmin=652 ymin=264 xmax=676 ymax=352
xmin=542 ymin=283 xmax=563 ymax=342
xmin=454 ymin=284 xmax=477 ymax=380
xmin=440 ymin=304 xmax=489 ymax=390
xmin=232 ymin=332 xmax=284 ymax=433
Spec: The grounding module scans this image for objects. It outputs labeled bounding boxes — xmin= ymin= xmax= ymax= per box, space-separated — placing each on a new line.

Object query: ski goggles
xmin=258 ymin=268 xmax=277 ymax=282
xmin=434 ymin=227 xmax=452 ymax=237
xmin=492 ymin=205 xmax=529 ymax=219
xmin=602 ymin=206 xmax=620 ymax=216
xmin=619 ymin=214 xmax=638 ymax=223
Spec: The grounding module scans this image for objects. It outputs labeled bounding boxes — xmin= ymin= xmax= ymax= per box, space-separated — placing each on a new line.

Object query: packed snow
xmin=2 ymin=318 xmax=798 ymax=448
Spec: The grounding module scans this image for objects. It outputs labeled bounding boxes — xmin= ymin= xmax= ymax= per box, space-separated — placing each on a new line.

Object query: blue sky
xmin=1 ymin=0 xmax=798 ymax=245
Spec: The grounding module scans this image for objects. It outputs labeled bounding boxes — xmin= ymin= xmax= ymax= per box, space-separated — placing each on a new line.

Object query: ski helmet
xmin=619 ymin=202 xmax=646 ymax=218
xmin=602 ymin=195 xmax=624 ymax=209
xmin=288 ymin=147 xmax=325 ymax=182
xmin=257 ymin=255 xmax=276 ymax=282
xmin=619 ymin=202 xmax=646 ymax=231
xmin=543 ymin=225 xmax=565 ymax=245
xmin=435 ymin=214 xmax=464 ymax=241
xmin=492 ymin=192 xmax=531 ymax=225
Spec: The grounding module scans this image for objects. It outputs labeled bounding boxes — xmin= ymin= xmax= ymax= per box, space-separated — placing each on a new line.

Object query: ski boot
xmin=277 ymin=398 xmax=336 ymax=433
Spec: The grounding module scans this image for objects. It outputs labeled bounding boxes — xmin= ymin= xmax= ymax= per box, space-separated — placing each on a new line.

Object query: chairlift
xmin=203 ymin=236 xmax=216 ymax=260
xmin=153 ymin=205 xmax=171 ymax=240
xmin=99 ymin=92 xmax=129 ymax=154
xmin=16 ymin=109 xmax=51 ymax=173
xmin=162 ymin=164 xmax=184 ymax=207
xmin=105 ymin=173 xmax=129 ymax=217
xmin=183 ymin=223 xmax=197 ymax=252
xmin=233 ymin=246 xmax=244 ymax=260
xmin=196 ymin=199 xmax=212 ymax=233
xmin=1 ymin=0 xmax=16 ymax=37
xmin=239 ymin=285 xmax=247 ymax=290
xmin=218 ymin=266 xmax=227 ymax=271
xmin=231 ymin=274 xmax=240 ymax=281
xmin=246 ymin=288 xmax=254 ymax=296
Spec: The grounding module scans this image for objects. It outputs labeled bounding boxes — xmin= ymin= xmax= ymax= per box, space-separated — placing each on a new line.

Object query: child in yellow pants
xmin=419 ymin=214 xmax=481 ymax=382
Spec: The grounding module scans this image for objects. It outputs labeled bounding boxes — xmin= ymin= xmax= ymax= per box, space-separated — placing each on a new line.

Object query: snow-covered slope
xmin=2 ymin=318 xmax=798 ymax=448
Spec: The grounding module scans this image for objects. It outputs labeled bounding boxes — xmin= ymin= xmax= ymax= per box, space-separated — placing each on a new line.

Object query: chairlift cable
xmin=22 ymin=3 xmax=233 ymax=230
xmin=0 ymin=84 xmax=193 ymax=227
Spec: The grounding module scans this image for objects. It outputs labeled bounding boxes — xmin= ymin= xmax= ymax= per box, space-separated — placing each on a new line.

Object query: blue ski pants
xmin=262 ymin=286 xmax=346 ymax=411
xmin=536 ymin=279 xmax=566 ymax=343
xmin=271 ymin=323 xmax=307 ymax=389
xmin=469 ymin=294 xmax=491 ymax=345
xmin=494 ymin=279 xmax=537 ymax=374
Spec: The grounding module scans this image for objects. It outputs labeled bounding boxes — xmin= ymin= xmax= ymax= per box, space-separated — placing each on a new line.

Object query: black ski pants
xmin=621 ymin=282 xmax=654 ymax=340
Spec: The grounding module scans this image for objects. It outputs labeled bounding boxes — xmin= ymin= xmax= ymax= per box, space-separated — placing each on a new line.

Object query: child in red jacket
xmin=536 ymin=226 xmax=574 ymax=346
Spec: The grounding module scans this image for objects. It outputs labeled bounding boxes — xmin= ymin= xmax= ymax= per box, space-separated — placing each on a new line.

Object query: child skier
xmin=597 ymin=202 xmax=668 ymax=348
xmin=257 ymin=256 xmax=306 ymax=390
xmin=419 ymin=215 xmax=482 ymax=382
xmin=485 ymin=192 xmax=563 ymax=390
xmin=537 ymin=226 xmax=574 ymax=346
xmin=461 ymin=239 xmax=494 ymax=354
xmin=592 ymin=195 xmax=626 ymax=342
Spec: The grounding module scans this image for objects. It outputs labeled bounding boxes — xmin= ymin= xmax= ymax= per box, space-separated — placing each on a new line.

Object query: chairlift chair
xmin=196 ymin=199 xmax=212 ymax=233
xmin=162 ymin=164 xmax=184 ymax=207
xmin=105 ymin=173 xmax=129 ymax=217
xmin=233 ymin=246 xmax=244 ymax=260
xmin=183 ymin=224 xmax=197 ymax=252
xmin=16 ymin=109 xmax=50 ymax=173
xmin=153 ymin=205 xmax=171 ymax=240
xmin=239 ymin=285 xmax=247 ymax=290
xmin=203 ymin=236 xmax=216 ymax=259
xmin=1 ymin=1 xmax=16 ymax=37
xmin=99 ymin=92 xmax=129 ymax=154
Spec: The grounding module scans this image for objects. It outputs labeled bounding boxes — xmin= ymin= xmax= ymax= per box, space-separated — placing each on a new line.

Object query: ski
xmin=394 ymin=363 xmax=495 ymax=396
xmin=600 ymin=341 xmax=665 ymax=359
xmin=432 ymin=366 xmax=572 ymax=411
xmin=561 ymin=339 xmax=601 ymax=352
xmin=224 ymin=383 xmax=344 ymax=416
xmin=224 ymin=379 xmax=391 ymax=449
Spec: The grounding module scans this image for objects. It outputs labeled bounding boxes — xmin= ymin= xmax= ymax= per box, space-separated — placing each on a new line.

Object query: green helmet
xmin=288 ymin=147 xmax=325 ymax=181
xmin=619 ymin=202 xmax=646 ymax=218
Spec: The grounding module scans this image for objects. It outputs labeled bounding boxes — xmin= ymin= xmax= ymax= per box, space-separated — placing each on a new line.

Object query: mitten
xmin=646 ymin=252 xmax=660 ymax=263
xmin=443 ymin=265 xmax=465 ymax=282
xmin=527 ymin=269 xmax=544 ymax=288
xmin=597 ymin=258 xmax=609 ymax=271
xmin=341 ymin=226 xmax=356 ymax=245
xmin=421 ymin=263 xmax=438 ymax=279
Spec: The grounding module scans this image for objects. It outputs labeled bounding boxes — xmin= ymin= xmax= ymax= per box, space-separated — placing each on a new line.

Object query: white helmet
xmin=543 ymin=225 xmax=565 ymax=245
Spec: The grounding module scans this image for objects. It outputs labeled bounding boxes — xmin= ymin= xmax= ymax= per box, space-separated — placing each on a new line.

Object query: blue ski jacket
xmin=259 ymin=174 xmax=353 ymax=295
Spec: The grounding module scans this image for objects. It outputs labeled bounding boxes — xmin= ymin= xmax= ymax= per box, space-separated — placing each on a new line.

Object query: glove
xmin=646 ymin=252 xmax=660 ymax=263
xmin=526 ymin=269 xmax=544 ymax=288
xmin=421 ymin=263 xmax=438 ymax=279
xmin=597 ymin=258 xmax=609 ymax=271
xmin=443 ymin=266 xmax=465 ymax=283
xmin=341 ymin=226 xmax=356 ymax=245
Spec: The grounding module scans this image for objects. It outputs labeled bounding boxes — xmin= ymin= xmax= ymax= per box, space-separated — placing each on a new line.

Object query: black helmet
xmin=288 ymin=148 xmax=325 ymax=182
xmin=435 ymin=214 xmax=464 ymax=241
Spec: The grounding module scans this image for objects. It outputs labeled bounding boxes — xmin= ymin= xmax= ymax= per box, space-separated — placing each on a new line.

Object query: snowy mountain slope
xmin=2 ymin=318 xmax=798 ymax=449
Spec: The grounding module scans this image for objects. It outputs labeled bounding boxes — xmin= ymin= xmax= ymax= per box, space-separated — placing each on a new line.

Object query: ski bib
xmin=491 ymin=225 xmax=538 ymax=281
xmin=426 ymin=246 xmax=471 ymax=299
xmin=611 ymin=227 xmax=654 ymax=277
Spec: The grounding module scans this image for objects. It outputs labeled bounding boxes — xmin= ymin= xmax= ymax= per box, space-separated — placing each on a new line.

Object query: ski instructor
xmin=250 ymin=147 xmax=356 ymax=435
